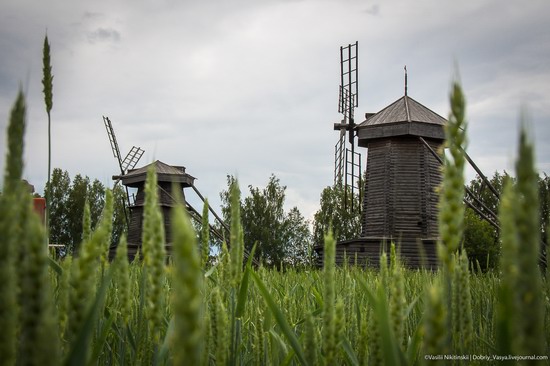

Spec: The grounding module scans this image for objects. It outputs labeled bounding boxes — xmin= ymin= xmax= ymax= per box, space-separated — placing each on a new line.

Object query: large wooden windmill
xmin=317 ymin=44 xmax=504 ymax=268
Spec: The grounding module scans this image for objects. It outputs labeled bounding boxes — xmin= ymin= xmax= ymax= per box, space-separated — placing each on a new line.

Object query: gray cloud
xmin=86 ymin=27 xmax=121 ymax=44
xmin=364 ymin=4 xmax=379 ymax=16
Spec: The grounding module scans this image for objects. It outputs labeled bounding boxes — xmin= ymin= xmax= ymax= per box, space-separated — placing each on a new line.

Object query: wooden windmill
xmin=354 ymin=70 xmax=446 ymax=267
xmin=317 ymin=44 xmax=508 ymax=268
xmin=103 ymin=117 xmax=257 ymax=263
xmin=112 ymin=160 xmax=195 ymax=258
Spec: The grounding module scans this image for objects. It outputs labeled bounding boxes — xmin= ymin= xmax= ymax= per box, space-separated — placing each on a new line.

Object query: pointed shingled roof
xmin=357 ymin=95 xmax=446 ymax=145
xmin=116 ymin=160 xmax=195 ymax=187
xmin=358 ymin=95 xmax=446 ymax=127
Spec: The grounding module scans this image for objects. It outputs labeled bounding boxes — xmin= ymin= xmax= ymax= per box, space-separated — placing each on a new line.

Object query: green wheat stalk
xmin=141 ymin=165 xmax=166 ymax=344
xmin=438 ymin=79 xmax=467 ymax=271
xmin=17 ymin=193 xmax=60 ymax=366
xmin=304 ymin=312 xmax=318 ymax=366
xmin=495 ymin=177 xmax=518 ymax=355
xmin=229 ymin=180 xmax=244 ymax=287
xmin=389 ymin=243 xmax=406 ymax=349
xmin=170 ymin=188 xmax=203 ymax=366
xmin=58 ymin=256 xmax=72 ymax=343
xmin=114 ymin=234 xmax=131 ymax=325
xmin=201 ymin=199 xmax=210 ymax=268
xmin=0 ymin=90 xmax=26 ymax=366
xmin=82 ymin=199 xmax=91 ymax=246
xmin=322 ymin=230 xmax=337 ymax=365
xmin=210 ymin=288 xmax=228 ymax=365
xmin=513 ymin=124 xmax=545 ymax=357
xmin=67 ymin=190 xmax=113 ymax=346
xmin=422 ymin=283 xmax=448 ymax=364
xmin=42 ymin=35 xmax=53 ymax=242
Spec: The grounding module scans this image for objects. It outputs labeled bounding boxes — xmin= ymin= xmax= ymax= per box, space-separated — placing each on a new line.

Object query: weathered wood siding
xmin=362 ymin=136 xmax=442 ymax=239
xmin=110 ymin=182 xmax=185 ymax=260
xmin=315 ymin=237 xmax=438 ymax=269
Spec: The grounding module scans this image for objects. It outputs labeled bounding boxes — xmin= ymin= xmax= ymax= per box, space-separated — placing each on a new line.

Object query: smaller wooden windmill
xmin=112 ymin=160 xmax=195 ymax=258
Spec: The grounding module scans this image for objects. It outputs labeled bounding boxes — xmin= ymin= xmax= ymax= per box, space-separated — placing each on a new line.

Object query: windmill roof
xmin=117 ymin=160 xmax=195 ymax=187
xmin=356 ymin=95 xmax=446 ymax=143
xmin=358 ymin=95 xmax=446 ymax=127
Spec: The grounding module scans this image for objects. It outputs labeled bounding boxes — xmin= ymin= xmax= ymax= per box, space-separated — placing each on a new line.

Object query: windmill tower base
xmin=314 ymin=237 xmax=438 ymax=269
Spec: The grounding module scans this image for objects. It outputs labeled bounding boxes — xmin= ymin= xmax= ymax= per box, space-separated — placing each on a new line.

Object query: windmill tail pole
xmin=460 ymin=147 xmax=501 ymax=200
xmin=192 ymin=185 xmax=229 ymax=233
xmin=184 ymin=200 xmax=225 ymax=242
xmin=418 ymin=136 xmax=500 ymax=225
xmin=191 ymin=184 xmax=260 ymax=266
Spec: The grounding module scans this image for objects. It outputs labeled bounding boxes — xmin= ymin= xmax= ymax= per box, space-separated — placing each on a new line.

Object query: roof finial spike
xmin=404 ymin=65 xmax=408 ymax=96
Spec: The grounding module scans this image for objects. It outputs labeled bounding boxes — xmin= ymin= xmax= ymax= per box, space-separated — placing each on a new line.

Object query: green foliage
xmin=45 ymin=169 xmax=126 ymax=252
xmin=464 ymin=171 xmax=550 ymax=268
xmin=466 ymin=171 xmax=507 ymax=217
xmin=313 ymin=183 xmax=362 ymax=245
xmin=45 ymin=168 xmax=70 ymax=245
xmin=221 ymin=174 xmax=313 ymax=267
xmin=463 ymin=207 xmax=498 ymax=270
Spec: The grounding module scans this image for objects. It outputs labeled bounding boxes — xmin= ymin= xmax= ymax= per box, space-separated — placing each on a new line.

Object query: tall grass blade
xmin=236 ymin=243 xmax=257 ymax=318
xmin=64 ymin=266 xmax=114 ymax=366
xmin=250 ymin=270 xmax=308 ymax=366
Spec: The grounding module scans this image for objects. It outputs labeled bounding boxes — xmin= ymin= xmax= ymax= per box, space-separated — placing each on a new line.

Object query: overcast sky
xmin=1 ymin=0 xmax=550 ymax=223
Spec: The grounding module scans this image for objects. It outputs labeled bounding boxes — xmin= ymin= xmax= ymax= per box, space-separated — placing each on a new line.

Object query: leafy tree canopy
xmin=312 ymin=184 xmax=361 ymax=247
xmin=220 ymin=174 xmax=313 ymax=268
xmin=464 ymin=171 xmax=549 ymax=269
xmin=44 ymin=168 xmax=127 ymax=254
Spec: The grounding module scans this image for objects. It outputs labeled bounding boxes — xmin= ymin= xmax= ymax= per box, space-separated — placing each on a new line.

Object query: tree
xmin=44 ymin=169 xmax=127 ymax=254
xmin=112 ymin=184 xmax=128 ymax=249
xmin=220 ymin=174 xmax=313 ymax=267
xmin=242 ymin=175 xmax=286 ymax=266
xmin=312 ymin=184 xmax=361 ymax=247
xmin=466 ymin=171 xmax=507 ymax=220
xmin=281 ymin=207 xmax=313 ymax=266
xmin=87 ymin=179 xmax=105 ymax=230
xmin=464 ymin=171 xmax=549 ymax=269
xmin=44 ymin=168 xmax=70 ymax=246
xmin=66 ymin=174 xmax=89 ymax=252
xmin=463 ymin=207 xmax=499 ymax=270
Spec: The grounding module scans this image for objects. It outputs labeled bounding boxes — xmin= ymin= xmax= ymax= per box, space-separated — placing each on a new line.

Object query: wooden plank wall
xmin=354 ymin=135 xmax=443 ymax=268
xmin=109 ymin=182 xmax=186 ymax=260
xmin=315 ymin=238 xmax=438 ymax=269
